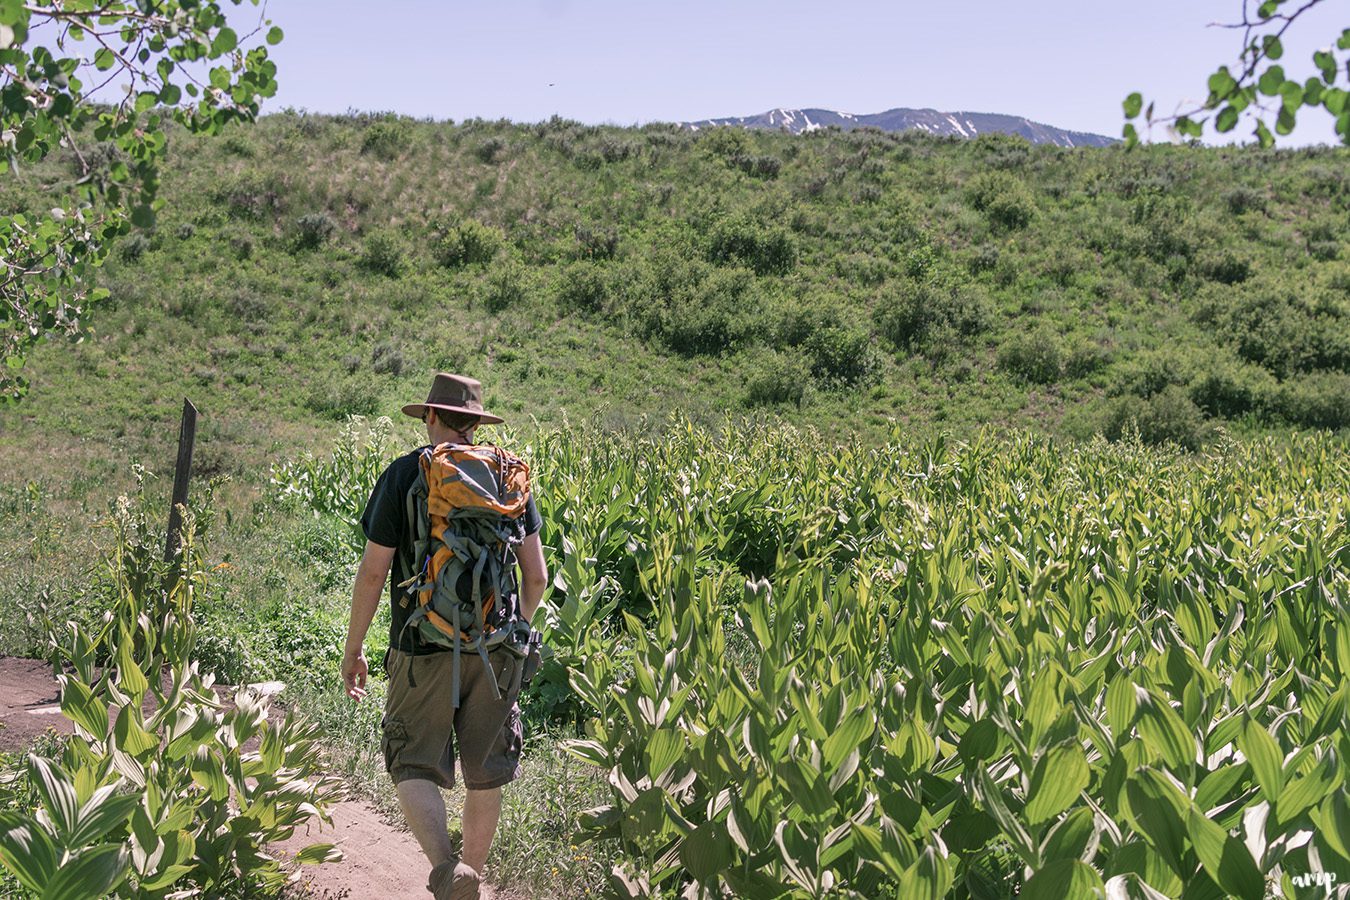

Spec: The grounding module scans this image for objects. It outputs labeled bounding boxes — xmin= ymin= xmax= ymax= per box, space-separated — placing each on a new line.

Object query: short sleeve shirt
xmin=360 ymin=446 xmax=542 ymax=655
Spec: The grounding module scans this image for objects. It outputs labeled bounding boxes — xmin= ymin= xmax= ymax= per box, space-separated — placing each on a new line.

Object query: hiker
xmin=341 ymin=372 xmax=548 ymax=900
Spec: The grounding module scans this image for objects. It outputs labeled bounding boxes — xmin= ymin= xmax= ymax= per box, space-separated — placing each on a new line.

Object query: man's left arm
xmin=517 ymin=531 xmax=548 ymax=625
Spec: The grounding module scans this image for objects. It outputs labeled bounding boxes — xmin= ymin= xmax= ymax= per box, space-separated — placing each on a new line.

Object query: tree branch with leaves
xmin=0 ymin=0 xmax=281 ymax=401
xmin=1125 ymin=0 xmax=1349 ymax=147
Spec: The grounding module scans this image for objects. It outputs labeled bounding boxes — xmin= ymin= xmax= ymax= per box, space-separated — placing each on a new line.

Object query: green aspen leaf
xmin=1338 ymin=27 xmax=1350 ymax=50
xmin=94 ymin=48 xmax=114 ymax=70
xmin=1026 ymin=743 xmax=1090 ymax=825
xmin=266 ymin=26 xmax=284 ymax=45
xmin=1305 ymin=78 xmax=1325 ymax=105
xmin=680 ymin=820 xmax=735 ymax=882
xmin=212 ymin=27 xmax=238 ymax=55
xmin=294 ymin=843 xmax=342 ymax=864
xmin=1257 ymin=0 xmax=1280 ymax=18
xmin=1216 ymin=107 xmax=1239 ymax=132
xmin=1255 ymin=119 xmax=1274 ymax=148
xmin=1276 ymin=106 xmax=1296 ymax=135
xmin=1123 ymin=92 xmax=1143 ymax=119
xmin=1314 ymin=50 xmax=1338 ymax=83
xmin=1123 ymin=122 xmax=1139 ymax=146
xmin=1262 ymin=35 xmax=1283 ymax=60
xmin=1186 ymin=807 xmax=1263 ymax=900
xmin=1258 ymin=66 xmax=1286 ymax=96
xmin=1021 ymin=859 xmax=1104 ymax=900
xmin=1208 ymin=68 xmax=1238 ymax=99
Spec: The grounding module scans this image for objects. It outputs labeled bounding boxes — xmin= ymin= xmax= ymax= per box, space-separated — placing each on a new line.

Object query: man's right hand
xmin=343 ymin=651 xmax=369 ymax=701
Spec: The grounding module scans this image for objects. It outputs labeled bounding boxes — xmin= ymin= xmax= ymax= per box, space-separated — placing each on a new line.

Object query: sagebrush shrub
xmin=295 ymin=212 xmax=337 ymax=250
xmin=556 ymin=262 xmax=609 ymax=313
xmin=965 ymin=171 xmax=1036 ymax=230
xmin=361 ymin=119 xmax=411 ymax=159
xmin=707 ymin=216 xmax=796 ymax=276
xmin=434 ymin=219 xmax=504 ymax=268
xmin=744 ymin=350 xmax=810 ymax=407
xmin=361 ymin=229 xmax=405 ymax=277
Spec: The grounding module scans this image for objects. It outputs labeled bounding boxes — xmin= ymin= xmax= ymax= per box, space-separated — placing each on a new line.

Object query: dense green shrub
xmin=653 ymin=268 xmax=762 ymax=356
xmin=305 ymin=376 xmax=381 ymax=419
xmin=212 ymin=172 xmax=285 ymax=221
xmin=361 ymin=229 xmax=406 ymax=277
xmin=1222 ymin=186 xmax=1265 ymax=215
xmin=1110 ymin=350 xmax=1189 ymax=399
xmin=1063 ymin=340 xmax=1111 ymax=379
xmin=575 ymin=222 xmax=619 ymax=260
xmin=482 ymin=263 xmax=527 ymax=312
xmin=475 ymin=136 xmax=506 ymax=163
xmin=295 ymin=212 xmax=337 ymax=250
xmin=804 ymin=321 xmax=877 ymax=386
xmin=743 ymin=350 xmax=810 ymax=407
xmin=1265 ymin=371 xmax=1350 ymax=429
xmin=707 ymin=216 xmax=796 ymax=276
xmin=997 ymin=330 xmax=1062 ymax=384
xmin=1188 ymin=356 xmax=1275 ymax=418
xmin=1205 ymin=288 xmax=1350 ymax=377
xmin=730 ymin=153 xmax=782 ymax=179
xmin=1197 ymin=250 xmax=1251 ymax=284
xmin=361 ymin=119 xmax=411 ymax=159
xmin=434 ymin=219 xmax=505 ymax=268
xmin=965 ymin=171 xmax=1036 ymax=230
xmin=1103 ymin=385 xmax=1211 ymax=449
xmin=874 ymin=278 xmax=989 ymax=353
xmin=556 ymin=261 xmax=609 ymax=313
xmin=119 ymin=232 xmax=151 ymax=262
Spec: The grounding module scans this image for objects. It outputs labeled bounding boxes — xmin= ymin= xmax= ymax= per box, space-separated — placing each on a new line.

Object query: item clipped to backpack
xmin=398 ymin=442 xmax=535 ymax=705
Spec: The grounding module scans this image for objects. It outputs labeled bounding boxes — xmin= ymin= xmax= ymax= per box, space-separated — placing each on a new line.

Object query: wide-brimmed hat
xmin=401 ymin=373 xmax=504 ymax=425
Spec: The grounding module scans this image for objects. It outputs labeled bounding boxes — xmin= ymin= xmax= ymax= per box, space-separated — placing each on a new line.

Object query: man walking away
xmin=341 ymin=373 xmax=548 ymax=900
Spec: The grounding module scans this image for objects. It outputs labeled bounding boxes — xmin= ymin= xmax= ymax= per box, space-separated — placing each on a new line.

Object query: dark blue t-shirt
xmin=360 ymin=446 xmax=542 ymax=654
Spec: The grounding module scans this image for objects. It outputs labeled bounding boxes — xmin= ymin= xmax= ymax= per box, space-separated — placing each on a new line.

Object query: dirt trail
xmin=0 ymin=657 xmax=502 ymax=900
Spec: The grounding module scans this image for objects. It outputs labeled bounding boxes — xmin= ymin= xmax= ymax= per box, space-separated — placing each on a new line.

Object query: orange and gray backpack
xmin=397 ymin=442 xmax=532 ymax=703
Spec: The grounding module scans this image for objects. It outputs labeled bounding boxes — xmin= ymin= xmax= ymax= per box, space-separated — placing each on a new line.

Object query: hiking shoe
xmin=428 ymin=860 xmax=480 ymax=900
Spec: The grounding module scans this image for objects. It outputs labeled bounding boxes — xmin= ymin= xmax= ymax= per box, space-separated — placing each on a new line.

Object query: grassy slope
xmin=0 ymin=113 xmax=1345 ymax=489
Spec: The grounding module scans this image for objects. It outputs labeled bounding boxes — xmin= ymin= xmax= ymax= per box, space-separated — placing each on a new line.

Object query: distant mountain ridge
xmin=683 ymin=107 xmax=1117 ymax=148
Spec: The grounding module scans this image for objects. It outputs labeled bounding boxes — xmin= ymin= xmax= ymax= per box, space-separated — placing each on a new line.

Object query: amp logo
xmin=1291 ymin=870 xmax=1338 ymax=892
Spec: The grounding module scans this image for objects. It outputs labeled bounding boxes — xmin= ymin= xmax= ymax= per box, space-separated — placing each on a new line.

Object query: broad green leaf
xmin=1135 ymin=688 xmax=1195 ymax=771
xmin=27 ymin=755 xmax=79 ymax=838
xmin=294 ymin=843 xmax=343 ymax=864
xmin=1276 ymin=753 xmax=1337 ymax=825
xmin=1186 ymin=807 xmax=1263 ymax=900
xmin=644 ymin=729 xmax=684 ymax=780
xmin=1124 ymin=93 xmax=1143 ymax=119
xmin=1021 ymin=859 xmax=1104 ymax=900
xmin=1236 ymin=718 xmax=1282 ymax=803
xmin=1026 ymin=743 xmax=1090 ymax=825
xmin=1104 ymin=872 xmax=1173 ymax=900
xmin=0 ymin=813 xmax=59 ymax=893
xmin=1041 ymin=807 xmax=1098 ymax=862
xmin=59 ymin=675 xmax=109 ymax=738
xmin=680 ymin=820 xmax=734 ymax=882
xmin=1125 ymin=769 xmax=1189 ymax=876
xmin=67 ymin=784 xmax=139 ymax=848
xmin=896 ymin=844 xmax=953 ymax=900
xmin=957 ymin=718 xmax=1000 ymax=764
xmin=114 ymin=704 xmax=158 ymax=758
xmin=39 ymin=844 xmax=128 ymax=900
xmin=1317 ymin=790 xmax=1350 ymax=861
xmin=267 ymin=26 xmax=284 ymax=45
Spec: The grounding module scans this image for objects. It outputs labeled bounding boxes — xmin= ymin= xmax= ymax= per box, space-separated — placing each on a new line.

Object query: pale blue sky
xmin=264 ymin=1 xmax=1348 ymax=145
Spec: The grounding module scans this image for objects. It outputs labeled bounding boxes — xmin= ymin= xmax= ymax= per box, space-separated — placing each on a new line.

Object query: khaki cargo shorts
xmin=381 ymin=646 xmax=524 ymax=790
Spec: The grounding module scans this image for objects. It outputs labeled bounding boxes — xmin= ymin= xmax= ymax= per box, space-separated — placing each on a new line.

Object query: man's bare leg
xmin=397 ymin=778 xmax=455 ymax=867
xmin=461 ymin=787 xmax=504 ymax=873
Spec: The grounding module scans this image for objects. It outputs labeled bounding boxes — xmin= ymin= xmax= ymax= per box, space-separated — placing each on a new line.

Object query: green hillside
xmin=1 ymin=112 xmax=1347 ymax=474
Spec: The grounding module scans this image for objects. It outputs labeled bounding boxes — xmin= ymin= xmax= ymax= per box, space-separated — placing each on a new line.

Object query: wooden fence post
xmin=164 ymin=398 xmax=199 ymax=563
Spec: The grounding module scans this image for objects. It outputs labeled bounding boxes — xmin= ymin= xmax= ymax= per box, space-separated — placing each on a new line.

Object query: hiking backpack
xmin=398 ymin=442 xmax=532 ymax=704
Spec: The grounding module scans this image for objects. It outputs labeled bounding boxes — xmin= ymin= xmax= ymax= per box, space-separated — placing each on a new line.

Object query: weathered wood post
xmin=164 ymin=398 xmax=198 ymax=563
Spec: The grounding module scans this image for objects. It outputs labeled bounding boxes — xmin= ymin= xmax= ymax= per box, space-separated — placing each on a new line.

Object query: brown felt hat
xmin=401 ymin=372 xmax=504 ymax=425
